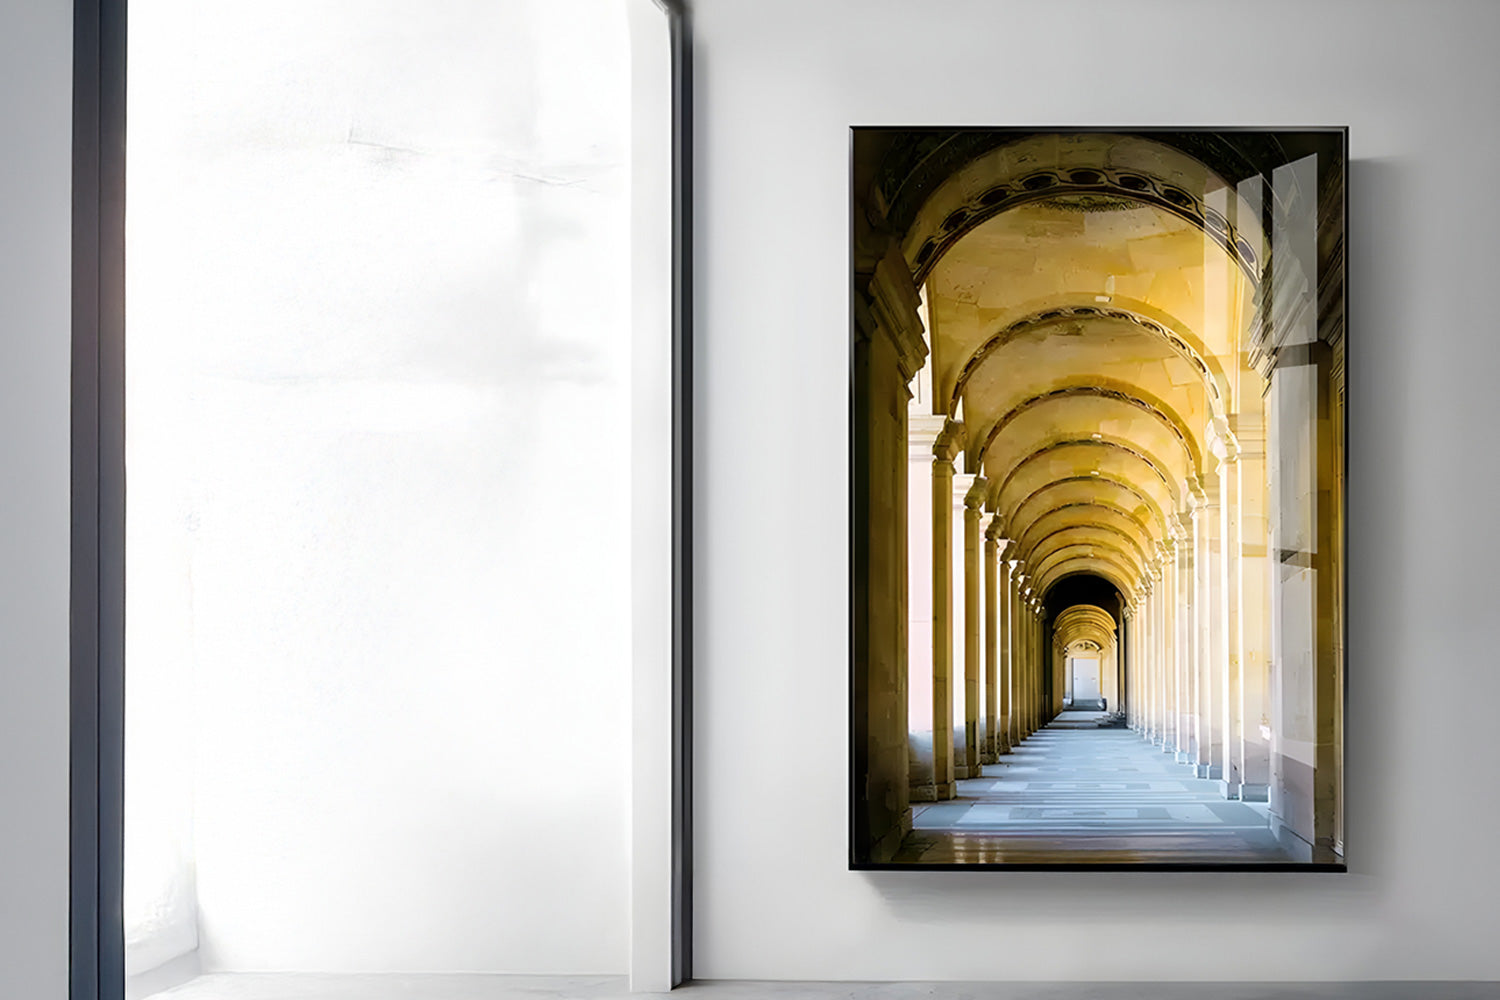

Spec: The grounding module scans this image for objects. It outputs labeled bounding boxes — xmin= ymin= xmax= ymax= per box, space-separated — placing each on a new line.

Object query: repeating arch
xmin=949 ymin=305 xmax=1229 ymax=421
xmin=887 ymin=132 xmax=1268 ymax=286
xmin=1053 ymin=604 xmax=1118 ymax=649
xmin=988 ymin=438 xmax=1179 ymax=514
xmin=1023 ymin=523 xmax=1150 ymax=570
xmin=1033 ymin=545 xmax=1142 ymax=590
xmin=979 ymin=382 xmax=1204 ymax=478
xmin=1014 ymin=501 xmax=1156 ymax=556
xmin=1041 ymin=562 xmax=1138 ymax=601
xmin=1003 ymin=475 xmax=1169 ymax=546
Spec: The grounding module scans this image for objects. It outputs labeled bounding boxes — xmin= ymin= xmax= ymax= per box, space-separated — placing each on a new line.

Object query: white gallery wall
xmin=0 ymin=0 xmax=72 ymax=995
xmin=6 ymin=0 xmax=1500 ymax=993
xmin=694 ymin=0 xmax=1500 ymax=983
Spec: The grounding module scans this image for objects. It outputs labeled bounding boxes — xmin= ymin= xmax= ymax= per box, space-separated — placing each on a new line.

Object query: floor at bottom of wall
xmin=141 ymin=974 xmax=1499 ymax=1000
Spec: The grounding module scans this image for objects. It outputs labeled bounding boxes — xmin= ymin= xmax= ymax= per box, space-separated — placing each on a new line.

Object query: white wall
xmin=123 ymin=0 xmax=633 ymax=976
xmin=695 ymin=0 xmax=1500 ymax=982
xmin=0 ymin=0 xmax=72 ymax=995
xmin=8 ymin=0 xmax=1500 ymax=991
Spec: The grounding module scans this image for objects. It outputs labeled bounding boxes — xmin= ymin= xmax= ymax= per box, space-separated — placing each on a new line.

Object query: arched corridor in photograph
xmin=851 ymin=130 xmax=1346 ymax=868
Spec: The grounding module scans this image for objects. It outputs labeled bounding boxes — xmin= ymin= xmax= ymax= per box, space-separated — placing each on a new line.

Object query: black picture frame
xmin=848 ymin=126 xmax=1349 ymax=872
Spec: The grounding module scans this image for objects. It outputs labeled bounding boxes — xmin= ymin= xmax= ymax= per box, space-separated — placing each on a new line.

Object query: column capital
xmin=952 ymin=471 xmax=976 ymax=508
xmin=908 ymin=413 xmax=947 ymax=460
xmin=1197 ymin=472 xmax=1222 ymax=507
xmin=933 ymin=418 xmax=965 ymax=463
xmin=1185 ymin=475 xmax=1207 ymax=507
xmin=864 ymin=246 xmax=928 ymax=384
xmin=1228 ymin=413 xmax=1267 ymax=458
xmin=1207 ymin=416 xmax=1241 ymax=464
xmin=964 ymin=476 xmax=989 ymax=510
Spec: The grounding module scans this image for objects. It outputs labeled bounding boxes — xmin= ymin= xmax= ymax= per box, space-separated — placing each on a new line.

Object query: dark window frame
xmin=68 ymin=1 xmax=694 ymax=993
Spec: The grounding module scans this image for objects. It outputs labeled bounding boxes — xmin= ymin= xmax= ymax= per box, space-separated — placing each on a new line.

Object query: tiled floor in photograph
xmin=893 ymin=714 xmax=1292 ymax=865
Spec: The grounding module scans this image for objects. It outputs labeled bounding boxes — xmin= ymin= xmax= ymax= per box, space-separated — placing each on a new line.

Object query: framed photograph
xmin=850 ymin=128 xmax=1347 ymax=870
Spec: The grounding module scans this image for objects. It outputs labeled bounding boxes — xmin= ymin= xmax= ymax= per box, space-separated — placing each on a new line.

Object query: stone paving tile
xmin=897 ymin=722 xmax=1294 ymax=865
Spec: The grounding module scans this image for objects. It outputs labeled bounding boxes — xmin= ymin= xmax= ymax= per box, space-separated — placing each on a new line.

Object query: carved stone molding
xmin=950 ymin=306 xmax=1225 ymax=416
xmin=864 ymin=246 xmax=929 ymax=384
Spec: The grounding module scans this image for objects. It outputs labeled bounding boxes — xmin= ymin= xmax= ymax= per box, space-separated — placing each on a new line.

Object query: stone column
xmin=1036 ymin=598 xmax=1047 ymax=724
xmin=1018 ymin=591 xmax=1031 ymax=737
xmin=1017 ymin=591 xmax=1028 ymax=738
xmin=1140 ymin=590 xmax=1152 ymax=740
xmin=1158 ymin=548 xmax=1170 ymax=749
xmin=1164 ymin=521 xmax=1188 ymax=761
xmin=1176 ymin=515 xmax=1198 ymax=763
xmin=1054 ymin=622 xmax=1065 ymax=719
xmin=1198 ymin=474 xmax=1225 ymax=780
xmin=1025 ymin=592 xmax=1038 ymax=734
xmin=851 ymin=246 xmax=927 ymax=859
xmin=1235 ymin=420 xmax=1272 ymax=801
xmin=1160 ymin=557 xmax=1171 ymax=747
xmin=1013 ymin=574 xmax=1026 ymax=740
xmin=1138 ymin=597 xmax=1147 ymax=730
xmin=1128 ymin=605 xmax=1134 ymax=731
xmin=1134 ymin=581 xmax=1146 ymax=740
xmin=950 ymin=474 xmax=973 ymax=779
xmin=1154 ymin=569 xmax=1166 ymax=743
xmin=1136 ymin=587 xmax=1147 ymax=735
xmin=1104 ymin=641 xmax=1118 ymax=713
xmin=960 ymin=477 xmax=987 ymax=778
xmin=1187 ymin=486 xmax=1207 ymax=770
xmin=929 ymin=419 xmax=963 ymax=800
xmin=1006 ymin=561 xmax=1021 ymax=748
xmin=1053 ymin=636 xmax=1066 ymax=717
xmin=1154 ymin=579 xmax=1164 ymax=738
xmin=1215 ymin=427 xmax=1245 ymax=800
xmin=984 ymin=518 xmax=1007 ymax=760
xmin=906 ymin=415 xmax=943 ymax=803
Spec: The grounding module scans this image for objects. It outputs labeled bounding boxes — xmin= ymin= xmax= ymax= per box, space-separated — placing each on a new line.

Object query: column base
xmin=1219 ymin=778 xmax=1242 ymax=800
xmin=1175 ymin=750 xmax=1194 ymax=765
xmin=1269 ymin=811 xmax=1314 ymax=863
xmin=1239 ymin=782 xmax=1269 ymax=802
xmin=1195 ymin=763 xmax=1222 ymax=780
xmin=956 ymin=764 xmax=985 ymax=779
xmin=979 ymin=752 xmax=999 ymax=765
xmin=910 ymin=781 xmax=961 ymax=801
xmin=866 ymin=807 xmax=914 ymax=864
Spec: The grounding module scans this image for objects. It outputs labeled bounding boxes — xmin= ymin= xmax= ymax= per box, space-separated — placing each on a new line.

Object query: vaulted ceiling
xmin=906 ymin=133 xmax=1265 ymax=605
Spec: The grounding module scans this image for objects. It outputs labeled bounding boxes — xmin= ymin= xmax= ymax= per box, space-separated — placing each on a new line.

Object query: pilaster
xmin=929 ymin=419 xmax=963 ymax=800
xmin=958 ymin=476 xmax=987 ymax=778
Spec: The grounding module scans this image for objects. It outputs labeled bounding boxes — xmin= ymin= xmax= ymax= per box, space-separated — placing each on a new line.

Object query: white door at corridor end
xmin=1071 ymin=657 xmax=1101 ymax=706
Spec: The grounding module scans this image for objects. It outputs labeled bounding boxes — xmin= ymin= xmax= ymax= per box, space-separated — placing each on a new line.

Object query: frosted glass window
xmin=125 ymin=0 xmax=633 ymax=980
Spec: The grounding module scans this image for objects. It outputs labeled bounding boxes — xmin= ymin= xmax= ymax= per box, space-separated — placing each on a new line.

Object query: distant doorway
xmin=1070 ymin=656 xmax=1103 ymax=710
